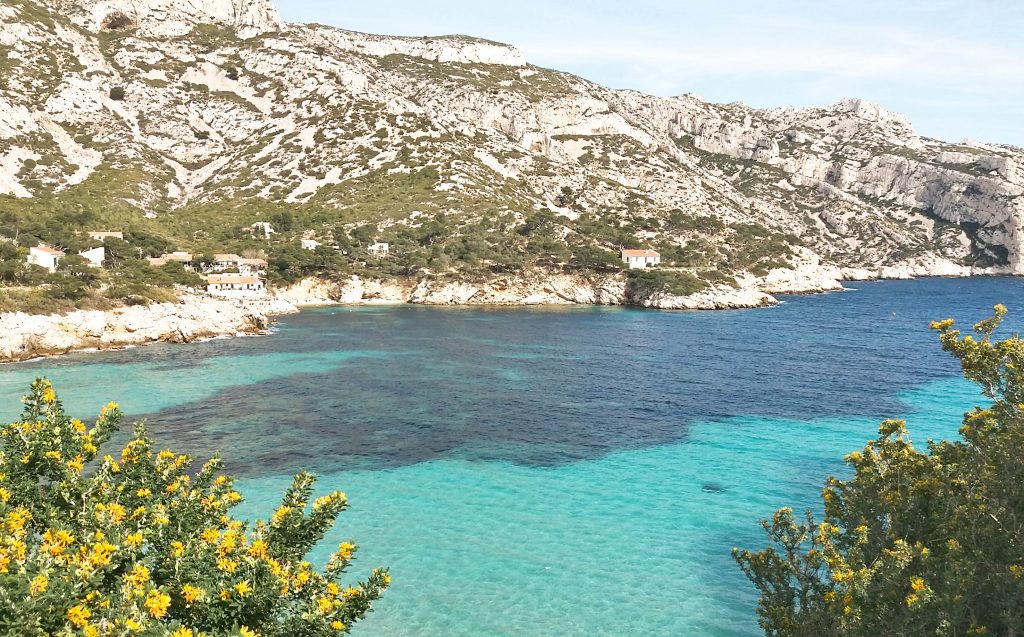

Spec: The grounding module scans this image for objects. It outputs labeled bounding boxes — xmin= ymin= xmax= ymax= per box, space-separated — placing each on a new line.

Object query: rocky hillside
xmin=2 ymin=0 xmax=1023 ymax=288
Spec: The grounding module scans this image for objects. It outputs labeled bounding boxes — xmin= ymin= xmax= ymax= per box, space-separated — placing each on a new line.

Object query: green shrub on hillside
xmin=735 ymin=306 xmax=1024 ymax=637
xmin=626 ymin=269 xmax=706 ymax=297
xmin=0 ymin=379 xmax=389 ymax=636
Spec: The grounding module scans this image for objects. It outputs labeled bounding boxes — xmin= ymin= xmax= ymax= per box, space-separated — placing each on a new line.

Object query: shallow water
xmin=1 ymin=278 xmax=1021 ymax=636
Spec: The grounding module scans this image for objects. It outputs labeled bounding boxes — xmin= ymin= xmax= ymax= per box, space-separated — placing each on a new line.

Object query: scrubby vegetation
xmin=736 ymin=306 xmax=1024 ymax=636
xmin=0 ymin=379 xmax=389 ymax=635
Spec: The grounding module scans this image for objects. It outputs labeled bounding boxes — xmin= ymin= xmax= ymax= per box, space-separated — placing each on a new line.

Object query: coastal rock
xmin=637 ymin=286 xmax=777 ymax=310
xmin=408 ymin=279 xmax=481 ymax=305
xmin=0 ymin=295 xmax=294 ymax=363
xmin=758 ymin=264 xmax=845 ymax=295
xmin=275 ymin=277 xmax=339 ymax=306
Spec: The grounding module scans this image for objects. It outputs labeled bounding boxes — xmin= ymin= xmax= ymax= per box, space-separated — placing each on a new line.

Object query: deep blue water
xmin=1 ymin=277 xmax=1022 ymax=636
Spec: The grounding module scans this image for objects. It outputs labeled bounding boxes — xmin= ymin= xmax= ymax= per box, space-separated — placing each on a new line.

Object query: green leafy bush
xmin=0 ymin=380 xmax=388 ymax=636
xmin=735 ymin=305 xmax=1024 ymax=637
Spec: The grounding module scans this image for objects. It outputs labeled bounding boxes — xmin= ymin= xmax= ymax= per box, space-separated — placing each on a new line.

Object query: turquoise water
xmin=1 ymin=278 xmax=1022 ymax=635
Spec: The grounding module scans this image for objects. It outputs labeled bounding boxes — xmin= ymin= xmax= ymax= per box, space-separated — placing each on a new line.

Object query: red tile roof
xmin=621 ymin=249 xmax=660 ymax=258
xmin=208 ymin=274 xmax=261 ymax=285
xmin=33 ymin=245 xmax=65 ymax=256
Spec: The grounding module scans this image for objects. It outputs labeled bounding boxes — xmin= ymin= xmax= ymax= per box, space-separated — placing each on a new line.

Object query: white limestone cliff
xmin=60 ymin=0 xmax=283 ymax=37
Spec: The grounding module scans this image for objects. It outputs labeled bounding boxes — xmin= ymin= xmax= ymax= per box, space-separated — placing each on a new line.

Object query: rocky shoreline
xmin=0 ymin=257 xmax=1006 ymax=364
xmin=0 ymin=295 xmax=298 ymax=364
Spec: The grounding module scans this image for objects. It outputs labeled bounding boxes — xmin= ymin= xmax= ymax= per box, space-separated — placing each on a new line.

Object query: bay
xmin=2 ymin=277 xmax=1022 ymax=636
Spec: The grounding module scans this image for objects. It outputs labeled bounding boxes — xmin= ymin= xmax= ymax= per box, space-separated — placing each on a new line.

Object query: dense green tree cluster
xmin=736 ymin=305 xmax=1024 ymax=637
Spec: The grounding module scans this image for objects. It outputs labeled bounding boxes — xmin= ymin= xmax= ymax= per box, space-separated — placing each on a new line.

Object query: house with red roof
xmin=621 ymin=248 xmax=661 ymax=269
xmin=27 ymin=245 xmax=65 ymax=272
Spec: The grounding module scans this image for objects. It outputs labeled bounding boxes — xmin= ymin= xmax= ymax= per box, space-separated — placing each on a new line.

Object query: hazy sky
xmin=276 ymin=1 xmax=1024 ymax=146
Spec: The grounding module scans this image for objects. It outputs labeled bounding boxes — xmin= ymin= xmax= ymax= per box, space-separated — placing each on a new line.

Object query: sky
xmin=276 ymin=1 xmax=1024 ymax=146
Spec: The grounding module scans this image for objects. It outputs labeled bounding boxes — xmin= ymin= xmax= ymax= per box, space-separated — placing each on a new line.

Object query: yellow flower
xmin=248 ymin=540 xmax=268 ymax=559
xmin=906 ymin=593 xmax=920 ymax=607
xmin=239 ymin=628 xmax=258 ymax=637
xmin=29 ymin=574 xmax=48 ymax=596
xmin=88 ymin=541 xmax=117 ymax=568
xmin=125 ymin=618 xmax=142 ymax=630
xmin=316 ymin=596 xmax=334 ymax=613
xmin=84 ymin=626 xmax=99 ymax=637
xmin=220 ymin=589 xmax=232 ymax=601
xmin=126 ymin=563 xmax=150 ymax=589
xmin=200 ymin=529 xmax=220 ymax=545
xmin=72 ymin=418 xmax=86 ymax=433
xmin=337 ymin=542 xmax=355 ymax=560
xmin=182 ymin=584 xmax=205 ymax=604
xmin=234 ymin=581 xmax=252 ymax=597
xmin=7 ymin=507 xmax=31 ymax=535
xmin=124 ymin=532 xmax=144 ymax=548
xmin=330 ymin=621 xmax=345 ymax=631
xmin=170 ymin=628 xmax=194 ymax=637
xmin=136 ymin=488 xmax=152 ymax=498
xmin=910 ymin=576 xmax=926 ymax=591
xmin=171 ymin=541 xmax=185 ymax=557
xmin=145 ymin=590 xmax=171 ymax=618
xmin=107 ymin=503 xmax=127 ymax=524
xmin=217 ymin=558 xmax=238 ymax=573
xmin=67 ymin=605 xmax=91 ymax=628
xmin=271 ymin=506 xmax=293 ymax=526
xmin=42 ymin=384 xmax=56 ymax=403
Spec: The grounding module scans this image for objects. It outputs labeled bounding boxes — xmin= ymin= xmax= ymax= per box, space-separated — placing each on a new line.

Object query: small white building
xmin=301 ymin=239 xmax=320 ymax=251
xmin=79 ymin=246 xmax=105 ymax=267
xmin=88 ymin=231 xmax=123 ymax=241
xmin=250 ymin=222 xmax=274 ymax=238
xmin=148 ymin=252 xmax=194 ymax=270
xmin=27 ymin=245 xmax=64 ymax=272
xmin=212 ymin=253 xmax=243 ymax=271
xmin=368 ymin=242 xmax=389 ymax=258
xmin=237 ymin=258 xmax=268 ymax=276
xmin=207 ymin=274 xmax=266 ymax=297
xmin=621 ymin=249 xmax=661 ymax=269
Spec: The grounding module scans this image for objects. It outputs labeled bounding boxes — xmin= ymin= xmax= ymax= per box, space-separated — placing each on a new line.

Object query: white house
xmin=237 ymin=258 xmax=267 ymax=276
xmin=88 ymin=231 xmax=123 ymax=241
xmin=212 ymin=253 xmax=243 ymax=271
xmin=79 ymin=246 xmax=105 ymax=267
xmin=148 ymin=252 xmax=194 ymax=269
xmin=27 ymin=245 xmax=64 ymax=272
xmin=206 ymin=274 xmax=266 ymax=297
xmin=301 ymin=239 xmax=320 ymax=251
xmin=368 ymin=242 xmax=389 ymax=258
xmin=250 ymin=222 xmax=274 ymax=238
xmin=621 ymin=249 xmax=661 ymax=269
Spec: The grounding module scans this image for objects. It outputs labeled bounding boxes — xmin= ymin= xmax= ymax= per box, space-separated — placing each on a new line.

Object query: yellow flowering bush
xmin=735 ymin=306 xmax=1024 ymax=637
xmin=0 ymin=379 xmax=389 ymax=636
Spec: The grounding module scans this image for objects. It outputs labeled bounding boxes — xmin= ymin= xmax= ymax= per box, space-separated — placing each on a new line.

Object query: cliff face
xmin=55 ymin=0 xmax=282 ymax=37
xmin=2 ymin=0 xmax=1022 ymax=278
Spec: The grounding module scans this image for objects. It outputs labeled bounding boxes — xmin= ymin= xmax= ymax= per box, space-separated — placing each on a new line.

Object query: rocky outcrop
xmin=307 ymin=27 xmax=527 ymax=66
xmin=64 ymin=0 xmax=283 ymax=38
xmin=0 ymin=295 xmax=297 ymax=363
